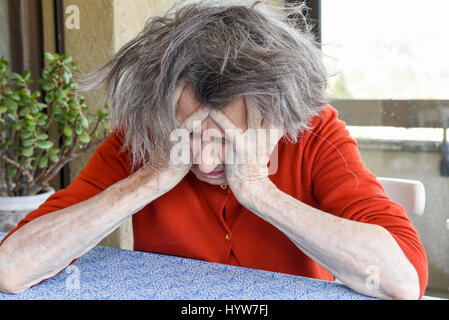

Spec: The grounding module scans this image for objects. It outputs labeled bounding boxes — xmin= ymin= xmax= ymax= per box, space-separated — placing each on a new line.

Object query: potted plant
xmin=0 ymin=53 xmax=109 ymax=232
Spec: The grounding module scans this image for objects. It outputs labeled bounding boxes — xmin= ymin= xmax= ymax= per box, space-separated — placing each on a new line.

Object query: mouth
xmin=204 ymin=170 xmax=224 ymax=177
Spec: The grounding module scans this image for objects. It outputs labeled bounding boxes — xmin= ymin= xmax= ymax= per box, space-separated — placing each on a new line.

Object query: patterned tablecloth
xmin=0 ymin=232 xmax=438 ymax=300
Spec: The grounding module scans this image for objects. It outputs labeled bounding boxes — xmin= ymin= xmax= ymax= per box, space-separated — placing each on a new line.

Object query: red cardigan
xmin=1 ymin=104 xmax=428 ymax=297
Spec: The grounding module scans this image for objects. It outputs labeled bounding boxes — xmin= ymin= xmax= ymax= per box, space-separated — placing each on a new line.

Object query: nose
xmin=197 ymin=139 xmax=223 ymax=174
xmin=189 ymin=115 xmax=225 ymax=174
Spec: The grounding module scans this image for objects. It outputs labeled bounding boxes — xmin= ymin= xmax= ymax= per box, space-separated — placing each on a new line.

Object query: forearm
xmin=0 ymin=168 xmax=163 ymax=293
xmin=242 ymin=181 xmax=420 ymax=300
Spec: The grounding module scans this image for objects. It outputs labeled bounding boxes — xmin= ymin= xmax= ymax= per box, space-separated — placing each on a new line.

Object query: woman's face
xmin=176 ymin=84 xmax=248 ymax=185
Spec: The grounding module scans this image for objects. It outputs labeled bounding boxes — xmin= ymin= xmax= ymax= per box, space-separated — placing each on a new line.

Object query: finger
xmin=181 ymin=106 xmax=210 ymax=132
xmin=209 ymin=109 xmax=239 ymax=132
xmin=261 ymin=118 xmax=284 ymax=141
xmin=261 ymin=117 xmax=279 ymax=131
xmin=245 ymin=97 xmax=263 ymax=130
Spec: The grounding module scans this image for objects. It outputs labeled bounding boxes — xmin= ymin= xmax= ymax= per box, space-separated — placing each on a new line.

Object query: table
xmin=0 ymin=232 xmax=439 ymax=300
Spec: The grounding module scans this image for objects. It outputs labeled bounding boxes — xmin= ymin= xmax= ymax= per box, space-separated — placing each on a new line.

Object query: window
xmin=321 ymin=0 xmax=449 ymax=100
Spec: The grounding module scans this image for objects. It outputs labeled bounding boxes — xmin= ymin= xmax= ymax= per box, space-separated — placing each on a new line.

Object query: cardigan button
xmin=225 ymin=233 xmax=232 ymax=241
xmin=220 ymin=184 xmax=227 ymax=190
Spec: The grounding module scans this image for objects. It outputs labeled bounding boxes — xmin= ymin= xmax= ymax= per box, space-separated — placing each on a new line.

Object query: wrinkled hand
xmin=209 ymin=97 xmax=283 ymax=202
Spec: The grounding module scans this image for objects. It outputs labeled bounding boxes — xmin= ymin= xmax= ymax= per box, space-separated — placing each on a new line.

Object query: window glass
xmin=321 ymin=0 xmax=449 ymax=99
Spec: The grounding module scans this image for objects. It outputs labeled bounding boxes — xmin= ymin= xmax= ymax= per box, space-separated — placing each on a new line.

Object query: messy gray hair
xmin=80 ymin=0 xmax=328 ymax=171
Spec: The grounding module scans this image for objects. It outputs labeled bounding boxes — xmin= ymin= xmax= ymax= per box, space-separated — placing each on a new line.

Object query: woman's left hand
xmin=209 ymin=98 xmax=283 ymax=205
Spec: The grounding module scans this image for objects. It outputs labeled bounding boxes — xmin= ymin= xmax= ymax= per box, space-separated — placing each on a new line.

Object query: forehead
xmin=175 ymin=85 xmax=247 ymax=129
xmin=175 ymin=85 xmax=202 ymax=120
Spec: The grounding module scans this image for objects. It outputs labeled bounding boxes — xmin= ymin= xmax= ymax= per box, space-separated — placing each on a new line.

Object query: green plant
xmin=0 ymin=53 xmax=109 ymax=196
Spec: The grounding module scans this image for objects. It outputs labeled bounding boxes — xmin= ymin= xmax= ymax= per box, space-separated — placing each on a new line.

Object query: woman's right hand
xmin=137 ymin=83 xmax=209 ymax=196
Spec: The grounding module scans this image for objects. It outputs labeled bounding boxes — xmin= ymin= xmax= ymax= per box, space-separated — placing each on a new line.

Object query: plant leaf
xmin=20 ymin=130 xmax=33 ymax=139
xmin=32 ymin=91 xmax=41 ymax=99
xmin=36 ymin=103 xmax=46 ymax=110
xmin=7 ymin=169 xmax=17 ymax=179
xmin=62 ymin=55 xmax=73 ymax=64
xmin=36 ymin=140 xmax=53 ymax=150
xmin=63 ymin=125 xmax=73 ymax=137
xmin=80 ymin=115 xmax=89 ymax=129
xmin=63 ymin=136 xmax=73 ymax=147
xmin=22 ymin=70 xmax=31 ymax=81
xmin=21 ymin=147 xmax=34 ymax=157
xmin=62 ymin=72 xmax=70 ymax=85
xmin=22 ymin=138 xmax=35 ymax=147
xmin=11 ymin=92 xmax=21 ymax=101
xmin=48 ymin=149 xmax=60 ymax=162
xmin=44 ymin=52 xmax=56 ymax=61
xmin=75 ymin=122 xmax=83 ymax=135
xmin=79 ymin=130 xmax=91 ymax=144
xmin=97 ymin=109 xmax=109 ymax=122
xmin=4 ymin=97 xmax=17 ymax=110
xmin=37 ymin=133 xmax=48 ymax=140
xmin=37 ymin=154 xmax=49 ymax=169
xmin=19 ymin=107 xmax=31 ymax=117
xmin=39 ymin=80 xmax=53 ymax=91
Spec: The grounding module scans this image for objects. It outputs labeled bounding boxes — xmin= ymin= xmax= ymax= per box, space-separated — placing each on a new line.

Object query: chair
xmin=376 ymin=177 xmax=426 ymax=216
xmin=333 ymin=177 xmax=425 ymax=285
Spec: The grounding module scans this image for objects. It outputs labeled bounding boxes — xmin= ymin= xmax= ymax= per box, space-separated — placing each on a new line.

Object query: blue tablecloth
xmin=0 ymin=232 xmax=439 ymax=300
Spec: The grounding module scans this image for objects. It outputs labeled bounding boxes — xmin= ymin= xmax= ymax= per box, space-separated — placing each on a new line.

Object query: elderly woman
xmin=0 ymin=1 xmax=427 ymax=299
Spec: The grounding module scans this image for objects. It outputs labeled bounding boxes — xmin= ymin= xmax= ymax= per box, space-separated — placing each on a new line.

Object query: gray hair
xmin=80 ymin=0 xmax=328 ymax=171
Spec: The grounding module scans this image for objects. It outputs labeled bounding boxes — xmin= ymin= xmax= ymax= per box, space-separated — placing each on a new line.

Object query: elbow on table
xmin=376 ymin=226 xmax=422 ymax=300
xmin=384 ymin=271 xmax=421 ymax=300
xmin=387 ymin=282 xmax=420 ymax=300
xmin=393 ymin=260 xmax=421 ymax=300
xmin=0 ymin=268 xmax=29 ymax=294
